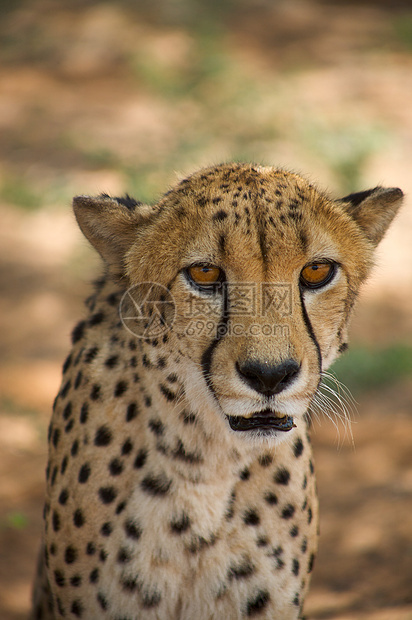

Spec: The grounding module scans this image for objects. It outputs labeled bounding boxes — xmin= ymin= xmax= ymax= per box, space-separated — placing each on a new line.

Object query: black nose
xmin=236 ymin=359 xmax=300 ymax=396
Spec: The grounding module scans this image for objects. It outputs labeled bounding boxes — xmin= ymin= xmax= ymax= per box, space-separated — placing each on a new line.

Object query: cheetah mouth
xmin=226 ymin=411 xmax=295 ymax=432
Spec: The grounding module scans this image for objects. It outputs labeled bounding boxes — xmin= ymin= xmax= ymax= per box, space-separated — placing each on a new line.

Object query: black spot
xmin=274 ymin=468 xmax=290 ymax=485
xmin=290 ymin=525 xmax=299 ymax=538
xmin=134 ymin=448 xmax=147 ymax=469
xmin=293 ymin=437 xmax=304 ymax=458
xmin=308 ymin=553 xmax=315 ymax=573
xmin=90 ymin=384 xmax=101 ymax=400
xmin=60 ymin=381 xmax=71 ymax=401
xmin=167 ymin=373 xmax=178 ymax=383
xmin=240 ymin=467 xmax=250 ymax=481
xmin=246 ymin=589 xmax=270 ymax=616
xmin=228 ymin=557 xmax=255 ymax=580
xmin=106 ymin=293 xmax=119 ymax=306
xmin=71 ymin=599 xmax=83 ymax=617
xmin=159 ymin=384 xmax=176 ymax=402
xmin=98 ymin=486 xmax=117 ymax=504
xmin=54 ymin=569 xmax=65 ymax=587
xmin=71 ymin=320 xmax=86 ymax=344
xmin=80 ymin=403 xmax=89 ymax=424
xmin=258 ymin=453 xmax=273 ymax=467
xmin=63 ymin=401 xmax=72 ymax=420
xmin=170 ymin=513 xmax=191 ymax=534
xmin=51 ymin=465 xmax=58 ymax=485
xmin=58 ymin=488 xmax=69 ymax=505
xmin=86 ymin=542 xmax=96 ymax=556
xmin=264 ymin=492 xmax=278 ymax=506
xmin=156 ymin=356 xmax=166 ymax=368
xmin=142 ymin=590 xmax=162 ymax=608
xmin=338 ymin=342 xmax=349 ymax=354
xmin=64 ymin=545 xmax=77 ymax=564
xmin=172 ymin=439 xmax=202 ymax=464
xmin=89 ymin=567 xmax=99 ymax=583
xmin=124 ymin=518 xmax=142 ymax=540
xmin=148 ymin=418 xmax=164 ymax=436
xmin=105 ymin=355 xmax=119 ymax=368
xmin=126 ymin=402 xmax=139 ymax=422
xmin=99 ymin=549 xmax=108 ymax=563
xmin=62 ymin=353 xmax=72 ymax=374
xmin=115 ymin=501 xmax=127 ymax=515
xmin=141 ymin=473 xmax=172 ymax=496
xmin=78 ymin=463 xmax=91 ymax=484
xmin=308 ymin=507 xmax=313 ymax=524
xmin=52 ymin=428 xmax=61 ymax=448
xmin=94 ymin=425 xmax=112 ymax=446
xmin=114 ymin=381 xmax=128 ymax=397
xmin=109 ymin=457 xmax=124 ymax=476
xmin=292 ymin=558 xmax=300 ymax=576
xmin=142 ymin=354 xmax=151 ymax=368
xmin=302 ymin=475 xmax=308 ymax=490
xmin=309 ymin=460 xmax=315 ymax=475
xmin=243 ymin=508 xmax=260 ymax=526
xmin=256 ymin=536 xmax=269 ymax=547
xmin=121 ymin=438 xmax=133 ymax=455
xmin=293 ymin=593 xmax=300 ymax=607
xmin=89 ymin=311 xmax=105 ymax=326
xmin=144 ymin=395 xmax=152 ymax=407
xmin=60 ymin=457 xmax=68 ymax=475
xmin=52 ymin=510 xmax=60 ymax=532
xmin=181 ymin=411 xmax=196 ymax=425
xmin=212 ymin=209 xmax=228 ymax=221
xmin=121 ymin=576 xmax=138 ymax=592
xmin=73 ymin=509 xmax=85 ymax=528
xmin=65 ymin=419 xmax=74 ymax=433
xmin=71 ymin=439 xmax=79 ymax=456
xmin=97 ymin=592 xmax=108 ymax=610
xmin=281 ymin=504 xmax=296 ymax=520
xmin=70 ymin=575 xmax=82 ymax=587
xmin=117 ymin=547 xmax=131 ymax=564
xmin=100 ymin=522 xmax=113 ymax=536
xmin=84 ymin=346 xmax=99 ymax=363
xmin=301 ymin=538 xmax=308 ymax=554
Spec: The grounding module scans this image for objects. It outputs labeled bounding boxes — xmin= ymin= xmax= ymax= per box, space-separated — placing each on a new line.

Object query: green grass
xmin=0 ymin=175 xmax=42 ymax=210
xmin=393 ymin=14 xmax=412 ymax=52
xmin=329 ymin=344 xmax=412 ymax=395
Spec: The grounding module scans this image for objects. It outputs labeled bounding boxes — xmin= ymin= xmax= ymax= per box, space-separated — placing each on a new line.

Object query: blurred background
xmin=0 ymin=0 xmax=411 ymax=618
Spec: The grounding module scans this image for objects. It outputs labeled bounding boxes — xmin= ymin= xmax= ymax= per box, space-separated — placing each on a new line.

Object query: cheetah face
xmin=74 ymin=164 xmax=403 ymax=442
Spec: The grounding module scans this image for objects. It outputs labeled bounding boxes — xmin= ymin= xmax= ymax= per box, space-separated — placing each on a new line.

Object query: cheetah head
xmin=73 ymin=164 xmax=402 ymax=443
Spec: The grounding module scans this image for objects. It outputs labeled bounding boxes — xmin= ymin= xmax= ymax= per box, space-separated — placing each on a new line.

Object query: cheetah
xmin=31 ymin=163 xmax=403 ymax=619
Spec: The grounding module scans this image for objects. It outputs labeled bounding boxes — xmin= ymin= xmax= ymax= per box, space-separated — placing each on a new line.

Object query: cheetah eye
xmin=300 ymin=262 xmax=336 ymax=290
xmin=186 ymin=264 xmax=224 ymax=290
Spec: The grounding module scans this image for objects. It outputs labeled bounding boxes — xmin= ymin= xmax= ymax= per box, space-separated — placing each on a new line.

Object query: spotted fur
xmin=31 ymin=163 xmax=403 ymax=619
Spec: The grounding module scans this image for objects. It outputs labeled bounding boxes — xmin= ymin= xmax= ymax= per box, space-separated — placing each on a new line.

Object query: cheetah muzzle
xmin=31 ymin=163 xmax=403 ymax=620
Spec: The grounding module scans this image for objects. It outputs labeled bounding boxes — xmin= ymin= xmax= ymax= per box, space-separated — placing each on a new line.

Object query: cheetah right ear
xmin=73 ymin=195 xmax=153 ymax=271
xmin=339 ymin=186 xmax=404 ymax=246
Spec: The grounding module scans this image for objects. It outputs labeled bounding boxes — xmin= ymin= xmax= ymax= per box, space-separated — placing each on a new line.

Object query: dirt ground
xmin=0 ymin=1 xmax=412 ymax=618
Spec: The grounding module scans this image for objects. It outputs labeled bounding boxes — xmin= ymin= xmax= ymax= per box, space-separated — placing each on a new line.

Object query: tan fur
xmin=31 ymin=163 xmax=402 ymax=619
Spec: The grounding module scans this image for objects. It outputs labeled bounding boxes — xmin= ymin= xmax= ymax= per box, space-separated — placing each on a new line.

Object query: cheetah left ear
xmin=339 ymin=186 xmax=404 ymax=246
xmin=73 ymin=195 xmax=153 ymax=272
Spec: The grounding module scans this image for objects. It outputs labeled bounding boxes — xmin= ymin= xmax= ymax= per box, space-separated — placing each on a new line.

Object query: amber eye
xmin=187 ymin=264 xmax=223 ymax=288
xmin=300 ymin=262 xmax=336 ymax=289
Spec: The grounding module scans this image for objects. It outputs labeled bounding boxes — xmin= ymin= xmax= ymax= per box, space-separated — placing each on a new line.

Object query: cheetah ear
xmin=339 ymin=186 xmax=403 ymax=246
xmin=73 ymin=195 xmax=153 ymax=269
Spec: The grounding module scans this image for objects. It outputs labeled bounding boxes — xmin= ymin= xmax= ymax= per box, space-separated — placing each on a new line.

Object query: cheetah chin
xmin=226 ymin=412 xmax=295 ymax=432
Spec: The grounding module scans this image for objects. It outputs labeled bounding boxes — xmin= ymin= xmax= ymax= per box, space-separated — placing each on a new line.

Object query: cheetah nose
xmin=236 ymin=359 xmax=300 ymax=396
